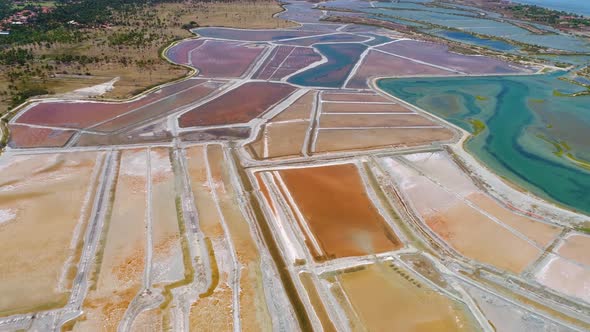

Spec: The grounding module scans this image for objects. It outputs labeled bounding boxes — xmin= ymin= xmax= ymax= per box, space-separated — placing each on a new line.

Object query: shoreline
xmin=372 ymin=76 xmax=589 ymax=225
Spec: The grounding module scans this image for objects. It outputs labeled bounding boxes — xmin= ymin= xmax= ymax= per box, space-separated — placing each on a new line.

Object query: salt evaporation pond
xmin=288 ymin=43 xmax=367 ymax=88
xmin=365 ymin=2 xmax=590 ymax=53
xmin=379 ymin=74 xmax=590 ymax=215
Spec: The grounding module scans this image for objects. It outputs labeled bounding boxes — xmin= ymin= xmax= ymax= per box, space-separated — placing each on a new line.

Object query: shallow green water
xmin=378 ymin=74 xmax=590 ymax=215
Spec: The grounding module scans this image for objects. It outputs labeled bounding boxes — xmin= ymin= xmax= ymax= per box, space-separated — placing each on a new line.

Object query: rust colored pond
xmin=279 ymin=163 xmax=401 ymax=259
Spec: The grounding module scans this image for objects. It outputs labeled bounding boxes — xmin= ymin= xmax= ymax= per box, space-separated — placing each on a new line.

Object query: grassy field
xmin=0 ymin=0 xmax=295 ymax=114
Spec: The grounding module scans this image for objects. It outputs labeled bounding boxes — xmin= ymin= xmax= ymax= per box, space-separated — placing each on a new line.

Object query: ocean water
xmin=514 ymin=0 xmax=590 ymax=17
xmin=378 ymin=74 xmax=590 ymax=215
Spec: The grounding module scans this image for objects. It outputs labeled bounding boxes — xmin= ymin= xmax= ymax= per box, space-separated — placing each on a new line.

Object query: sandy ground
xmin=319 ymin=113 xmax=435 ymax=128
xmin=272 ymin=91 xmax=316 ymax=122
xmin=403 ymin=152 xmax=562 ymax=248
xmin=75 ymin=149 xmax=147 ymax=331
xmin=0 ymin=152 xmax=99 ymax=316
xmin=189 ymin=238 xmax=234 ymax=331
xmin=556 ymin=234 xmax=590 ymax=267
xmin=535 ymin=257 xmax=590 ymax=303
xmin=186 ymin=145 xmax=273 ymax=331
xmin=206 ymin=145 xmax=273 ymax=331
xmin=299 ymin=272 xmax=337 ymax=332
xmin=61 ymin=78 xmax=120 ymax=99
xmin=150 ymin=148 xmax=185 ymax=285
xmin=462 ymin=282 xmax=571 ymax=332
xmin=333 ymin=263 xmax=478 ymax=331
xmin=321 ymin=92 xmax=391 ymax=103
xmin=128 ymin=308 xmax=163 ymax=332
xmin=426 ymin=200 xmax=541 ymax=274
xmin=248 ymin=133 xmax=265 ymax=160
xmin=383 ymin=156 xmax=542 ymax=274
xmin=266 ymin=121 xmax=309 ymax=158
xmin=279 ymin=163 xmax=401 ymax=259
xmin=314 ymin=127 xmax=453 ymax=153
xmin=468 ymin=193 xmax=561 ymax=247
xmin=321 ymin=102 xmax=411 ymax=113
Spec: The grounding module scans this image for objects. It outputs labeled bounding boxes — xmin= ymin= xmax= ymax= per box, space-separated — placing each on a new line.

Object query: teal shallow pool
xmin=288 ymin=43 xmax=367 ymax=88
xmin=378 ymin=74 xmax=590 ymax=215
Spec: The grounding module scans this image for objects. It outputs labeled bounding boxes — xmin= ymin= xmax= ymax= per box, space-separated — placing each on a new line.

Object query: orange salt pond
xmin=383 ymin=156 xmax=542 ymax=274
xmin=279 ymin=163 xmax=401 ymax=259
xmin=556 ymin=234 xmax=590 ymax=267
xmin=332 ymin=263 xmax=480 ymax=331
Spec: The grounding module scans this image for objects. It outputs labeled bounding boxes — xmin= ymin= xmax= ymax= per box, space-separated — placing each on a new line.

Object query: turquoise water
xmin=363 ymin=4 xmax=590 ymax=52
xmin=288 ymin=43 xmax=367 ymax=88
xmin=378 ymin=74 xmax=590 ymax=215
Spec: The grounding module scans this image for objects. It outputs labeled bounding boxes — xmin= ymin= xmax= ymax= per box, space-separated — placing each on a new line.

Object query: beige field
xmin=299 ymin=272 xmax=337 ymax=332
xmin=75 ymin=149 xmax=148 ymax=331
xmin=319 ymin=113 xmax=435 ymax=128
xmin=189 ymin=237 xmax=234 ymax=331
xmin=331 ymin=263 xmax=478 ymax=331
xmin=206 ymin=145 xmax=273 ymax=331
xmin=266 ymin=121 xmax=309 ymax=158
xmin=321 ymin=102 xmax=411 ymax=113
xmin=314 ymin=127 xmax=453 ymax=153
xmin=321 ymin=93 xmax=391 ymax=103
xmin=426 ymin=201 xmax=541 ymax=274
xmin=404 ymin=152 xmax=562 ymax=247
xmin=272 ymin=91 xmax=316 ymax=121
xmin=186 ymin=145 xmax=273 ymax=331
xmin=535 ymin=257 xmax=590 ymax=303
xmin=383 ymin=157 xmax=542 ymax=274
xmin=185 ymin=145 xmax=233 ymax=330
xmin=556 ymin=234 xmax=590 ymax=266
xmin=248 ymin=132 xmax=265 ymax=160
xmin=468 ymin=193 xmax=561 ymax=247
xmin=0 ymin=152 xmax=100 ymax=316
xmin=129 ymin=308 xmax=164 ymax=332
xmin=164 ymin=1 xmax=296 ymax=29
xmin=403 ymin=152 xmax=480 ymax=196
xmin=150 ymin=148 xmax=185 ymax=285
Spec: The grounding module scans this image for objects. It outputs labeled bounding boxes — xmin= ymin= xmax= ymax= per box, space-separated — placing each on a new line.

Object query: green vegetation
xmin=0 ymin=0 xmax=194 ymax=113
xmin=565 ymin=153 xmax=590 ymax=171
xmin=507 ymin=4 xmax=590 ymax=28
xmin=576 ymin=227 xmax=590 ymax=235
xmin=198 ymin=237 xmax=220 ymax=298
xmin=158 ymin=195 xmax=195 ymax=309
xmin=468 ymin=118 xmax=486 ymax=136
xmin=536 ymin=134 xmax=570 ymax=157
xmin=535 ymin=135 xmax=590 ymax=170
xmin=475 ymin=95 xmax=488 ymax=101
